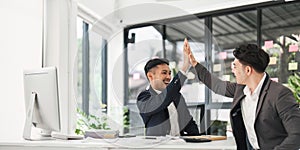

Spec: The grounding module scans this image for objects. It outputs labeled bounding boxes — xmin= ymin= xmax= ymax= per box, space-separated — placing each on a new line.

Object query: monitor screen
xmin=23 ymin=66 xmax=60 ymax=140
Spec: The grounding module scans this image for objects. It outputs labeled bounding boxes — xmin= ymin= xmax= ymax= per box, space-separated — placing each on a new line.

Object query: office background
xmin=0 ymin=0 xmax=299 ymax=140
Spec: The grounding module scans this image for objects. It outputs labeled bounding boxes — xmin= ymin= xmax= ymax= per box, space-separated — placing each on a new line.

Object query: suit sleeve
xmin=274 ymin=88 xmax=300 ymax=150
xmin=194 ymin=63 xmax=236 ymax=98
xmin=137 ymin=71 xmax=187 ymax=116
xmin=181 ymin=119 xmax=201 ymax=136
xmin=175 ymin=93 xmax=200 ymax=135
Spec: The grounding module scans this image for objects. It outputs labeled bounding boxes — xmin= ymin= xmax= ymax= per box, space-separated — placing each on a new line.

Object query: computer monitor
xmin=23 ymin=66 xmax=60 ymax=140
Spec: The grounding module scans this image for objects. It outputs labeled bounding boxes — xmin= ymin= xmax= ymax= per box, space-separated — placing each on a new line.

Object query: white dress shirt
xmin=154 ymin=89 xmax=180 ymax=136
xmin=151 ymin=70 xmax=188 ymax=136
xmin=241 ymin=73 xmax=266 ymax=149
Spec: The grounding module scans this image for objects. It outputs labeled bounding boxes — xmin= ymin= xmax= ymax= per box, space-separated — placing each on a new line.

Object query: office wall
xmin=43 ymin=0 xmax=78 ymax=135
xmin=0 ymin=0 xmax=43 ymax=140
xmin=114 ymin=0 xmax=274 ymax=25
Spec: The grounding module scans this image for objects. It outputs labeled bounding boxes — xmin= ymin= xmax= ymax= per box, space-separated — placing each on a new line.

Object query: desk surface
xmin=0 ymin=136 xmax=236 ymax=150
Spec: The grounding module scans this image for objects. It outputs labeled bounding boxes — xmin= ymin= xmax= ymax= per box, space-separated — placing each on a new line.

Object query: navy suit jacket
xmin=194 ymin=63 xmax=300 ymax=150
xmin=137 ymin=71 xmax=200 ymax=136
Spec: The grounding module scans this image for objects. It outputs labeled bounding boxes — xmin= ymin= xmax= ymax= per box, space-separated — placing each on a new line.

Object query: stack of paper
xmin=84 ymin=130 xmax=119 ymax=139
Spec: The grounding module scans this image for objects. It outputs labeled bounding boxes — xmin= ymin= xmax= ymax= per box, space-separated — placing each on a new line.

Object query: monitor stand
xmin=23 ymin=93 xmax=83 ymax=140
xmin=23 ymin=93 xmax=53 ymax=140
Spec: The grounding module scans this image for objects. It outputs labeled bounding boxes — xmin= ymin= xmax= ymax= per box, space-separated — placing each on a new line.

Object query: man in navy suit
xmin=137 ymin=46 xmax=200 ymax=136
xmin=185 ymin=39 xmax=300 ymax=150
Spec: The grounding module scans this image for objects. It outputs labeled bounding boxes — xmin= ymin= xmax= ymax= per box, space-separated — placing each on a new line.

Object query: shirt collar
xmin=243 ymin=73 xmax=266 ymax=96
xmin=154 ymin=89 xmax=162 ymax=94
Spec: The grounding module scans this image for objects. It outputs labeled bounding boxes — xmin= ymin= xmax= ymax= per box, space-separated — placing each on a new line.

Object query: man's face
xmin=232 ymin=58 xmax=248 ymax=85
xmin=147 ymin=64 xmax=171 ymax=91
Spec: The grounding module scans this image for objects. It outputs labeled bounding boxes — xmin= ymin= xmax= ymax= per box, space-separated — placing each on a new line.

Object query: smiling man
xmin=186 ymin=40 xmax=300 ymax=150
xmin=137 ymin=50 xmax=200 ymax=136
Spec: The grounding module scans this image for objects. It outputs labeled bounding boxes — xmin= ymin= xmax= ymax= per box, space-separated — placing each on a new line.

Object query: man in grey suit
xmin=185 ymin=39 xmax=300 ymax=150
xmin=137 ymin=50 xmax=200 ymax=136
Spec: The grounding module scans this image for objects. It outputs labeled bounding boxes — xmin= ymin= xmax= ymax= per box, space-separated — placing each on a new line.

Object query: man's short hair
xmin=233 ymin=44 xmax=270 ymax=73
xmin=144 ymin=58 xmax=169 ymax=75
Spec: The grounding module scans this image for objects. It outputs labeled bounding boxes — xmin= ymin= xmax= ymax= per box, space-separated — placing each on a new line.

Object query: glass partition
xmin=262 ymin=3 xmax=300 ymax=83
xmin=125 ymin=1 xmax=300 ymax=136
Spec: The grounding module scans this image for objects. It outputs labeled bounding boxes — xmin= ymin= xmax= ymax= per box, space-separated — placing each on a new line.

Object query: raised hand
xmin=181 ymin=38 xmax=190 ymax=72
xmin=184 ymin=38 xmax=198 ymax=67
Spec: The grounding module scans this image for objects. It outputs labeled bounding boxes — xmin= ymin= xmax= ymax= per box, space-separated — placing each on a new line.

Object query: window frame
xmin=124 ymin=0 xmax=300 ymax=134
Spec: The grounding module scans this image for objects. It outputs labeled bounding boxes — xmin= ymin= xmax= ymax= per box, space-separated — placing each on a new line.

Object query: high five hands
xmin=181 ymin=38 xmax=190 ymax=72
xmin=184 ymin=38 xmax=198 ymax=67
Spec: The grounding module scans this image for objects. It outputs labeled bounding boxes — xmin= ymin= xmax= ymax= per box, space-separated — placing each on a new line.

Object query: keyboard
xmin=180 ymin=136 xmax=211 ymax=143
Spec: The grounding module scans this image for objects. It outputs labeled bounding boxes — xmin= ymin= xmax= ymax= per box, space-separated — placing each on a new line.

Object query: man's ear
xmin=147 ymin=72 xmax=153 ymax=81
xmin=245 ymin=66 xmax=252 ymax=75
xmin=147 ymin=72 xmax=154 ymax=81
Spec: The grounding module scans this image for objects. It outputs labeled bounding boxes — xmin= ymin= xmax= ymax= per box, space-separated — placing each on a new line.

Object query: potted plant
xmin=75 ymin=108 xmax=110 ymax=135
xmin=123 ymin=106 xmax=130 ymax=134
xmin=209 ymin=120 xmax=228 ymax=136
xmin=287 ymin=72 xmax=300 ymax=105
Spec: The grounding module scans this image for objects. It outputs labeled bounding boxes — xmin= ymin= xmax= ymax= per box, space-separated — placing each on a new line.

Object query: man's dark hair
xmin=144 ymin=58 xmax=169 ymax=76
xmin=233 ymin=44 xmax=270 ymax=73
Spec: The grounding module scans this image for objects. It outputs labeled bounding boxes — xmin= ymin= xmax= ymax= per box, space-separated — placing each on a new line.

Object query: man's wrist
xmin=180 ymin=66 xmax=190 ymax=75
xmin=181 ymin=65 xmax=189 ymax=73
xmin=192 ymin=61 xmax=197 ymax=67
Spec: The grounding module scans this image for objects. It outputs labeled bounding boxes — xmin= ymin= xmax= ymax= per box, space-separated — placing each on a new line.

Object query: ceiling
xmin=152 ymin=2 xmax=300 ymax=50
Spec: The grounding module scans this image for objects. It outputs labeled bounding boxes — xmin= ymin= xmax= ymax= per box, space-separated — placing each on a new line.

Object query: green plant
xmin=75 ymin=108 xmax=110 ymax=135
xmin=287 ymin=72 xmax=300 ymax=103
xmin=123 ymin=106 xmax=130 ymax=134
xmin=210 ymin=120 xmax=228 ymax=136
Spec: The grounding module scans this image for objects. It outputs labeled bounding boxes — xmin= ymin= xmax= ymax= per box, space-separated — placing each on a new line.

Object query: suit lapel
xmin=255 ymin=75 xmax=271 ymax=119
xmin=232 ymin=85 xmax=246 ymax=109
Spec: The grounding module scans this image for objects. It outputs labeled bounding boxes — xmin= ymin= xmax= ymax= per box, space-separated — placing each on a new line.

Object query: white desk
xmin=0 ymin=137 xmax=236 ymax=150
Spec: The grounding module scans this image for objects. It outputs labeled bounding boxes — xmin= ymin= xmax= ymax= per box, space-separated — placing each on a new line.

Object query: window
xmin=126 ymin=19 xmax=207 ymax=135
xmin=76 ymin=17 xmax=107 ymax=116
xmin=127 ymin=26 xmax=163 ymax=102
xmin=125 ymin=1 xmax=300 ymax=136
xmin=262 ymin=3 xmax=300 ymax=83
xmin=211 ymin=10 xmax=258 ymax=112
xmin=213 ymin=10 xmax=257 ymax=84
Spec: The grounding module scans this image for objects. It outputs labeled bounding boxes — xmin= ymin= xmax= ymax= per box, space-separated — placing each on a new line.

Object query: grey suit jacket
xmin=137 ymin=71 xmax=200 ymax=136
xmin=194 ymin=63 xmax=300 ymax=150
